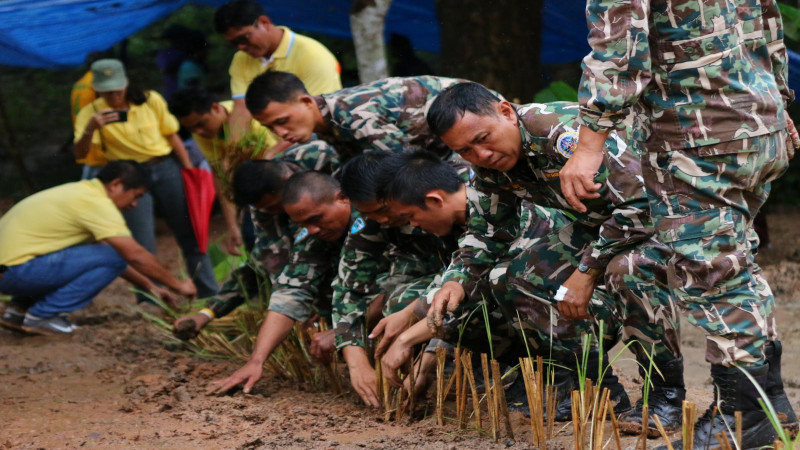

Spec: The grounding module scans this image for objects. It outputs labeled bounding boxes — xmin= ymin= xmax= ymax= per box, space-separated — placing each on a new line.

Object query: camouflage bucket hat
xmin=91 ymin=59 xmax=128 ymax=92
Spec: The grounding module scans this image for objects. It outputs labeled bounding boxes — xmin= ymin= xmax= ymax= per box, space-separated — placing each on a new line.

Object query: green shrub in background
xmin=533 ymin=81 xmax=578 ymax=103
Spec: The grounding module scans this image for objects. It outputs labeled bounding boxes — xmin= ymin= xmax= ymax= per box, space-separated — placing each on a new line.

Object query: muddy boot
xmin=553 ymin=350 xmax=631 ymax=421
xmin=765 ymin=341 xmax=799 ymax=436
xmin=658 ymin=364 xmax=778 ymax=450
xmin=618 ymin=356 xmax=685 ymax=437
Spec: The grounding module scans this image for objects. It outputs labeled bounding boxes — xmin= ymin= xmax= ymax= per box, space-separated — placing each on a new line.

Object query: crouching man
xmin=0 ymin=160 xmax=196 ymax=334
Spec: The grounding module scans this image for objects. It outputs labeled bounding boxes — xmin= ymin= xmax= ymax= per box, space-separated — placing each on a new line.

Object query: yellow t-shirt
xmin=193 ymin=101 xmax=278 ymax=165
xmin=70 ymin=71 xmax=107 ymax=166
xmin=229 ymin=27 xmax=342 ymax=99
xmin=74 ymin=91 xmax=179 ymax=163
xmin=0 ymin=179 xmax=131 ymax=267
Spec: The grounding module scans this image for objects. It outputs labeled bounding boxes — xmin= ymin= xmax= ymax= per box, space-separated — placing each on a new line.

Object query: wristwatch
xmin=577 ymin=263 xmax=604 ymax=278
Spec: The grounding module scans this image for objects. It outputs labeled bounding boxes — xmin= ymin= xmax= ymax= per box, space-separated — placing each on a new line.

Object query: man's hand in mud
xmin=342 ymin=346 xmax=379 ymax=407
xmin=309 ymin=329 xmax=336 ymax=365
xmin=370 ymin=306 xmax=416 ymax=357
xmin=381 ymin=337 xmax=413 ymax=388
xmin=172 ymin=313 xmax=212 ymax=341
xmin=206 ymin=360 xmax=263 ymax=395
xmin=427 ymin=281 xmax=465 ymax=333
xmin=152 ymin=286 xmax=179 ymax=309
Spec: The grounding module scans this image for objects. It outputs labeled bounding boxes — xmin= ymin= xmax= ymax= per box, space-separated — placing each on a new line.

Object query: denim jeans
xmin=0 ymin=244 xmax=127 ymax=317
xmin=122 ymin=157 xmax=218 ymax=298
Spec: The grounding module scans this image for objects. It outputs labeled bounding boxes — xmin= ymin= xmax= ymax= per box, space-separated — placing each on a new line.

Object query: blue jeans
xmin=122 ymin=157 xmax=218 ymax=298
xmin=0 ymin=244 xmax=127 ymax=318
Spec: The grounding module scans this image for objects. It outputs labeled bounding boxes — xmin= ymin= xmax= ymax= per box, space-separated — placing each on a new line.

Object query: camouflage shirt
xmin=332 ymin=213 xmax=455 ymax=349
xmin=442 ymin=102 xmax=650 ymax=291
xmin=578 ymin=0 xmax=791 ymax=150
xmin=205 ymin=141 xmax=339 ymax=318
xmin=313 ymin=76 xmax=463 ymax=161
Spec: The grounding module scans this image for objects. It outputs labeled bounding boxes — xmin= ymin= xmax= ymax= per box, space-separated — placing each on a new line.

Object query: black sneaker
xmin=1 ymin=305 xmax=26 ymax=330
xmin=22 ymin=312 xmax=74 ymax=335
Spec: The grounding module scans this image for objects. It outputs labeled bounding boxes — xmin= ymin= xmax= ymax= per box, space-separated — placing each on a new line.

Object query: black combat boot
xmin=618 ymin=357 xmax=685 ymax=437
xmin=657 ymin=364 xmax=778 ymax=450
xmin=765 ymin=341 xmax=799 ymax=436
xmin=507 ymin=363 xmax=573 ymax=417
xmin=553 ymin=349 xmax=631 ymax=421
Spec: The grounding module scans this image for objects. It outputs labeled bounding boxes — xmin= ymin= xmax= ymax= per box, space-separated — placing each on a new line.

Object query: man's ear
xmin=107 ymin=178 xmax=125 ymax=193
xmin=298 ymin=94 xmax=316 ymax=109
xmin=257 ymin=15 xmax=272 ymax=28
xmin=424 ymin=190 xmax=446 ymax=209
xmin=497 ymin=100 xmax=516 ymax=123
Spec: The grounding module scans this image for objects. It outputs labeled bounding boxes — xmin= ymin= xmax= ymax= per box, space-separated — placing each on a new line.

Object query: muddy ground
xmin=2 ymin=210 xmax=800 ymax=450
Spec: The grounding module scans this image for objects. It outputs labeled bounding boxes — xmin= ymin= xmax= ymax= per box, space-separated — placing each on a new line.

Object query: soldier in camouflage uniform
xmin=208 ymin=168 xmax=350 ymax=396
xmin=173 ymin=141 xmax=338 ymax=339
xmin=558 ymin=0 xmax=798 ymax=445
xmin=327 ymin=153 xmax=457 ymax=407
xmin=243 ymin=70 xmax=465 ymax=161
xmin=424 ymin=83 xmax=651 ymax=418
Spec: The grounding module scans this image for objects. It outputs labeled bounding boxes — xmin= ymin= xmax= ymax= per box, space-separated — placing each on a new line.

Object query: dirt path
xmin=2 ymin=210 xmax=800 ymax=449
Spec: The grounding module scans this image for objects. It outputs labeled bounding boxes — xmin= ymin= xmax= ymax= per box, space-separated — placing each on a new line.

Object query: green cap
xmin=91 ymin=59 xmax=127 ymax=92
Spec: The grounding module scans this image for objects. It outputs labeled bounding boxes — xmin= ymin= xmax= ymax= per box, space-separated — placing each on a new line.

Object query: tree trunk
xmin=436 ymin=0 xmax=544 ymax=102
xmin=350 ymin=0 xmax=393 ymax=83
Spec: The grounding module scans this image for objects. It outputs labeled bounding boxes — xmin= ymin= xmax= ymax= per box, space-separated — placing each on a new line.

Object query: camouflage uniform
xmin=204 ymin=141 xmax=340 ymax=319
xmin=313 ymin=76 xmax=464 ymax=161
xmin=579 ymin=0 xmax=792 ymax=365
xmin=436 ymin=102 xmax=649 ymax=358
xmin=332 ymin=213 xmax=456 ymax=350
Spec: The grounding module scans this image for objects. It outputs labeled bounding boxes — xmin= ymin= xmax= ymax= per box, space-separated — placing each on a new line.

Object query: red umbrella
xmin=181 ymin=168 xmax=216 ymax=254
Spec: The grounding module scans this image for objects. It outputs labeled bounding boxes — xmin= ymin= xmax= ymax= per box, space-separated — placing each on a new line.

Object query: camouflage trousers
xmin=611 ymin=131 xmax=789 ymax=366
xmin=441 ymin=205 xmax=623 ymax=364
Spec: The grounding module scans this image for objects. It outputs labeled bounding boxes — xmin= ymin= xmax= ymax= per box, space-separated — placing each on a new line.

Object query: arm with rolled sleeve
xmin=578 ymin=0 xmax=652 ymax=132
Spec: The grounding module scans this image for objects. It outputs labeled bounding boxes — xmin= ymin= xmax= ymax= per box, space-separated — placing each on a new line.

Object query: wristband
xmin=199 ymin=308 xmax=215 ymax=320
xmin=554 ymin=285 xmax=569 ymax=302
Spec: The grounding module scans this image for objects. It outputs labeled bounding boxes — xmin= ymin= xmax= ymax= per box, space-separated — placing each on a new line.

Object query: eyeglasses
xmin=228 ymin=20 xmax=259 ymax=47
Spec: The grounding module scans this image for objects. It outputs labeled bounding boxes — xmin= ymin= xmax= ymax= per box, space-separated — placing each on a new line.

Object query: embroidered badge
xmin=555 ymin=131 xmax=579 ymax=159
xmin=468 ymin=167 xmax=476 ymax=181
xmin=350 ymin=217 xmax=366 ymax=234
xmin=294 ymin=227 xmax=309 ymax=244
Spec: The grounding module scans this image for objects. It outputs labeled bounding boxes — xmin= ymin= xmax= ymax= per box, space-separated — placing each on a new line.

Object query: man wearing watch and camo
xmin=421 ymin=82 xmax=653 ymax=419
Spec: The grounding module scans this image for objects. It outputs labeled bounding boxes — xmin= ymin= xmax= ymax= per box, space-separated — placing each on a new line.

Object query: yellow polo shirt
xmin=0 ymin=179 xmax=131 ymax=267
xmin=229 ymin=27 xmax=342 ymax=99
xmin=70 ymin=71 xmax=107 ymax=166
xmin=193 ymin=101 xmax=278 ymax=165
xmin=74 ymin=91 xmax=179 ymax=163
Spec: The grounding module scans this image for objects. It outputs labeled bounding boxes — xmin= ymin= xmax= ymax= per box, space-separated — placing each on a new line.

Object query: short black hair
xmin=338 ymin=152 xmax=390 ymax=203
xmin=214 ymin=0 xmax=265 ymax=34
xmin=97 ymin=160 xmax=151 ymax=190
xmin=169 ymin=89 xmax=214 ymax=118
xmin=375 ymin=151 xmax=462 ymax=208
xmin=245 ymin=71 xmax=309 ymax=115
xmin=232 ymin=160 xmax=292 ymax=206
xmin=282 ymin=171 xmax=340 ymax=207
xmin=426 ymin=82 xmax=500 ymax=136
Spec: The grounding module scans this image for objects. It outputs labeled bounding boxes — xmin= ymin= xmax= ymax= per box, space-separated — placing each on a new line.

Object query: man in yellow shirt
xmin=169 ymin=88 xmax=278 ymax=255
xmin=213 ymin=0 xmax=342 ymax=139
xmin=0 ymin=161 xmax=197 ymax=335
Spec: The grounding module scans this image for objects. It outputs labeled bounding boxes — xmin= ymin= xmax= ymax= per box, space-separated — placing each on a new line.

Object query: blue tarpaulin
xmin=0 ymin=0 xmax=439 ymax=69
xmin=2 ymin=0 xmax=799 ymax=95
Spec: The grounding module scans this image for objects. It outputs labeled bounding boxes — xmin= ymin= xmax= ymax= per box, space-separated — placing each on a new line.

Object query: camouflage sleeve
xmin=268 ymin=228 xmax=338 ymax=323
xmin=579 ymin=134 xmax=653 ymax=269
xmin=205 ymin=266 xmax=251 ymax=318
xmin=275 ymin=140 xmax=341 ymax=174
xmin=250 ymin=209 xmax=294 ymax=283
xmin=332 ymin=216 xmax=389 ymax=349
xmin=440 ymin=178 xmax=521 ymax=295
xmin=763 ymin=0 xmax=794 ymax=104
xmin=578 ymin=0 xmax=652 ymax=132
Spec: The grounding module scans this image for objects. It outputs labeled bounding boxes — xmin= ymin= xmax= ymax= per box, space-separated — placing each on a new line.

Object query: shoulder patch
xmin=468 ymin=167 xmax=476 ymax=181
xmin=350 ymin=217 xmax=366 ymax=234
xmin=555 ymin=131 xmax=579 ymax=159
xmin=294 ymin=227 xmax=309 ymax=244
